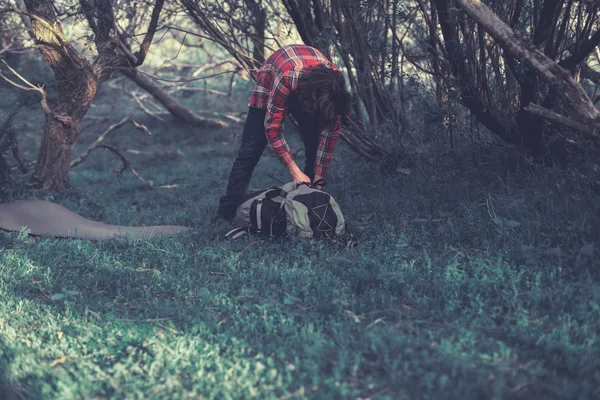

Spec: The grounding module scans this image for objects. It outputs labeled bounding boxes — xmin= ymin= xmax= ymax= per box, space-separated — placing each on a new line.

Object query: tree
xmin=85 ymin=0 xmax=228 ymax=128
xmin=21 ymin=0 xmax=104 ymax=190
xmin=457 ymin=0 xmax=599 ymax=144
xmin=420 ymin=0 xmax=600 ymax=156
xmin=8 ymin=0 xmax=163 ymax=190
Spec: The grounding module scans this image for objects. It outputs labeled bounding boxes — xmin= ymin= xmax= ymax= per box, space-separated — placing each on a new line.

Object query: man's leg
xmin=301 ymin=127 xmax=320 ymax=181
xmin=289 ymin=105 xmax=320 ymax=182
xmin=216 ymin=107 xmax=267 ymax=220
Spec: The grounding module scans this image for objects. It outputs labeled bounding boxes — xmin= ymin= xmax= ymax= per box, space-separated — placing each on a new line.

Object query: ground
xmin=1 ymin=75 xmax=599 ymax=400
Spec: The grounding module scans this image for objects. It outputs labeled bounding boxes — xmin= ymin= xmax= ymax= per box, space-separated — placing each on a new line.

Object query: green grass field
xmin=1 ymin=78 xmax=599 ymax=399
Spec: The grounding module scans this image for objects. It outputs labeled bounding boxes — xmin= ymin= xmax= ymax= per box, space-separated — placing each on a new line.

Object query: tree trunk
xmin=433 ymin=0 xmax=517 ymax=144
xmin=121 ymin=68 xmax=228 ymax=128
xmin=243 ymin=0 xmax=266 ymax=66
xmin=24 ymin=0 xmax=99 ymax=190
xmin=582 ymin=64 xmax=600 ymax=84
xmin=514 ymin=0 xmax=564 ymax=157
xmin=456 ymin=0 xmax=600 ymax=125
xmin=34 ymin=120 xmax=81 ymax=189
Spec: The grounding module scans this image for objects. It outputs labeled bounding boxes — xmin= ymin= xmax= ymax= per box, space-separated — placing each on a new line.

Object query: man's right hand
xmin=288 ymin=162 xmax=311 ymax=184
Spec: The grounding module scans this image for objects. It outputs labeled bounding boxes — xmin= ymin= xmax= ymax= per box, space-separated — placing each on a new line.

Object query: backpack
xmin=225 ymin=181 xmax=345 ymax=240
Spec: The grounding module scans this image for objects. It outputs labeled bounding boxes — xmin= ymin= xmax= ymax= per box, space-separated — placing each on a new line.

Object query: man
xmin=215 ymin=44 xmax=351 ymax=222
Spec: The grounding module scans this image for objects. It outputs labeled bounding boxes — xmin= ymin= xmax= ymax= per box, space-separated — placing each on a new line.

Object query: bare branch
xmin=0 ymin=59 xmax=51 ymax=115
xmin=134 ymin=0 xmax=165 ymax=66
xmin=130 ymin=91 xmax=167 ymax=122
xmin=137 ymin=68 xmax=240 ymax=84
xmin=559 ymin=28 xmax=600 ymax=69
xmin=69 ymin=116 xmax=156 ymax=188
xmin=582 ymin=63 xmax=600 ymax=84
xmin=77 ymin=143 xmax=152 ymax=188
xmin=524 ymin=103 xmax=600 ymax=144
xmin=0 ymin=46 xmax=36 ymax=56
xmin=70 ymin=117 xmax=152 ymax=169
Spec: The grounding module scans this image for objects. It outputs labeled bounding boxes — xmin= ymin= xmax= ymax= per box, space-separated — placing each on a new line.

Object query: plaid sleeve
xmin=265 ymin=69 xmax=301 ymax=167
xmin=314 ymin=114 xmax=342 ymax=178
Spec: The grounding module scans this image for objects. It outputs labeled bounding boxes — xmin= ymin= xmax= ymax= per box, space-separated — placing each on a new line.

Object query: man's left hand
xmin=312 ymin=174 xmax=324 ymax=190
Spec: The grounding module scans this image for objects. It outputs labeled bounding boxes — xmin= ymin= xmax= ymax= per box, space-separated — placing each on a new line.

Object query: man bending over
xmin=215 ymin=44 xmax=351 ymax=222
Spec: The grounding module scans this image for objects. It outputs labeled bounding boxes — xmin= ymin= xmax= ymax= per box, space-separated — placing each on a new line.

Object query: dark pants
xmin=216 ymin=102 xmax=320 ymax=220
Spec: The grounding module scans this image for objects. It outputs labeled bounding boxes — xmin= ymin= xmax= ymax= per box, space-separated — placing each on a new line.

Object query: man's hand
xmin=288 ymin=162 xmax=311 ymax=184
xmin=312 ymin=174 xmax=324 ymax=190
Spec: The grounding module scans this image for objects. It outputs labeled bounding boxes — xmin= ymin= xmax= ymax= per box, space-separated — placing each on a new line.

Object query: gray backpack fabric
xmin=226 ymin=182 xmax=345 ymax=239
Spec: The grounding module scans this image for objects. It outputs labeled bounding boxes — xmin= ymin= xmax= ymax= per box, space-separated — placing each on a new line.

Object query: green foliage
xmin=1 ymin=81 xmax=599 ymax=399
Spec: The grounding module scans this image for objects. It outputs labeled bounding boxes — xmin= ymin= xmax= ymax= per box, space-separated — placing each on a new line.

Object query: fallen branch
xmin=121 ymin=68 xmax=228 ymax=128
xmin=93 ymin=144 xmax=152 ymax=187
xmin=206 ymin=88 xmax=228 ymax=97
xmin=130 ymin=91 xmax=167 ymax=122
xmin=71 ymin=117 xmax=152 ymax=169
xmin=196 ymin=110 xmax=245 ymax=124
xmin=167 ymin=86 xmax=229 ymax=97
xmin=524 ymin=103 xmax=600 ymax=144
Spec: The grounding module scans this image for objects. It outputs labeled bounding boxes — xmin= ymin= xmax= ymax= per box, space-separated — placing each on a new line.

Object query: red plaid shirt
xmin=249 ymin=44 xmax=343 ymax=178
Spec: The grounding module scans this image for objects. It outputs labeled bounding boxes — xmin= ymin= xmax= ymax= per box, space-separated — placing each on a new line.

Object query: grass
xmin=1 ymin=76 xmax=600 ymax=400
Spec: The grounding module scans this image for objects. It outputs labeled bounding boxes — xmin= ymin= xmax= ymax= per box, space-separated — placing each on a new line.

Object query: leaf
xmin=579 ymin=243 xmax=594 ymax=257
xmin=328 ymin=255 xmax=353 ymax=266
xmin=50 ymin=294 xmax=65 ymax=301
xmin=504 ymin=220 xmax=521 ymax=228
xmin=57 ymin=331 xmax=63 ymax=340
xmin=493 ymin=217 xmax=519 ymax=228
xmin=283 ymin=297 xmax=295 ymax=305
xmin=51 ymin=356 xmax=67 ymax=367
xmin=63 ymin=290 xmax=79 ymax=296
xmin=344 ymin=310 xmax=361 ymax=324
xmin=284 ymin=294 xmax=301 ymax=305
xmin=544 ymin=247 xmax=564 ymax=257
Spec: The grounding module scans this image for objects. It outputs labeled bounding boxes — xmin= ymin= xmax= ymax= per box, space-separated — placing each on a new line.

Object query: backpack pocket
xmin=249 ymin=192 xmax=287 ymax=236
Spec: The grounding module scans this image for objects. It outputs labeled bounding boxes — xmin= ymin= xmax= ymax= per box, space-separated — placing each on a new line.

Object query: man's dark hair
xmin=295 ymin=64 xmax=351 ymax=129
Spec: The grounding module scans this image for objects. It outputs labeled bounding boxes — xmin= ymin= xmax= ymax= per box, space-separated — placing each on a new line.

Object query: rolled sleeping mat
xmin=0 ymin=200 xmax=190 ymax=239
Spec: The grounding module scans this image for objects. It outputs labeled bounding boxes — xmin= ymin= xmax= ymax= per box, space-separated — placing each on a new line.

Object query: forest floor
xmin=1 ymin=76 xmax=600 ymax=399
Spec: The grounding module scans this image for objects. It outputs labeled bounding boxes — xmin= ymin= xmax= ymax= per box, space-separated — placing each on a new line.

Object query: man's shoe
xmin=210 ymin=214 xmax=233 ymax=226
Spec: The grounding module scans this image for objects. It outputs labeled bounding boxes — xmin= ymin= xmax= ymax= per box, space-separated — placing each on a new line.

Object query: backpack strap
xmin=296 ymin=180 xmax=326 ymax=190
xmin=224 ymin=227 xmax=250 ymax=240
xmin=255 ymin=198 xmax=263 ymax=233
xmin=265 ymin=187 xmax=288 ymax=199
xmin=312 ymin=179 xmax=326 ymax=188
